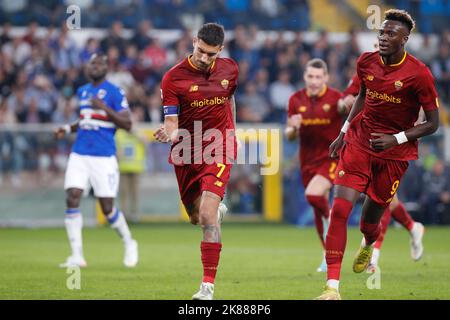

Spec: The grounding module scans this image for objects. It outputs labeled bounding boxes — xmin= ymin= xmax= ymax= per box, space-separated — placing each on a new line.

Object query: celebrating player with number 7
xmin=154 ymin=23 xmax=239 ymax=300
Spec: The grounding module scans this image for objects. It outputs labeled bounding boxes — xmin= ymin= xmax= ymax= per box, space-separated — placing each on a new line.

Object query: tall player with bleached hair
xmin=316 ymin=9 xmax=439 ymax=300
xmin=55 ymin=54 xmax=138 ymax=268
xmin=155 ymin=23 xmax=238 ymax=300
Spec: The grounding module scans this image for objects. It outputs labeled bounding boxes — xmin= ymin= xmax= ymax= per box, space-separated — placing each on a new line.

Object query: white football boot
xmin=410 ymin=222 xmax=425 ymax=261
xmin=192 ymin=282 xmax=214 ymax=300
xmin=59 ymin=255 xmax=87 ymax=268
xmin=218 ymin=203 xmax=227 ymax=224
xmin=124 ymin=239 xmax=139 ymax=267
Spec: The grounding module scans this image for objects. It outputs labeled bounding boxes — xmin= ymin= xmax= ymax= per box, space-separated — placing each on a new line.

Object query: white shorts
xmin=64 ymin=152 xmax=119 ymax=198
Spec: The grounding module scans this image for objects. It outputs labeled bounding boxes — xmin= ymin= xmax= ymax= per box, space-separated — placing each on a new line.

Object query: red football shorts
xmin=301 ymin=159 xmax=338 ymax=188
xmin=174 ymin=163 xmax=233 ymax=206
xmin=334 ymin=143 xmax=409 ymax=207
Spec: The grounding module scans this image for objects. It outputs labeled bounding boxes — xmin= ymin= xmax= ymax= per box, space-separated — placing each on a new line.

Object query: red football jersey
xmin=288 ymin=86 xmax=343 ymax=171
xmin=346 ymin=51 xmax=439 ymax=161
xmin=343 ymin=73 xmax=360 ymax=97
xmin=161 ymin=56 xmax=239 ymax=165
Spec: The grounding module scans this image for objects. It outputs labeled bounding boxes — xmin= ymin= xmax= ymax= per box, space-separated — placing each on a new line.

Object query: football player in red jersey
xmin=316 ymin=9 xmax=439 ymax=300
xmin=341 ymin=74 xmax=425 ymax=273
xmin=154 ymin=23 xmax=238 ymax=300
xmin=285 ymin=58 xmax=346 ymax=272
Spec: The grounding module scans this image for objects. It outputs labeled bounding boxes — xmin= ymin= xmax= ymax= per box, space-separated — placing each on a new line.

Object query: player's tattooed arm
xmin=329 ymin=83 xmax=366 ymax=158
xmin=91 ymin=97 xmax=132 ymax=131
xmin=54 ymin=120 xmax=80 ymax=139
xmin=370 ymin=109 xmax=439 ymax=151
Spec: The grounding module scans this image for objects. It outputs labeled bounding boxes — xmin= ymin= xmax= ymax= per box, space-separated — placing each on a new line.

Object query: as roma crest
xmin=221 ymin=79 xmax=229 ymax=89
xmin=394 ymin=80 xmax=403 ymax=90
xmin=322 ymin=104 xmax=331 ymax=112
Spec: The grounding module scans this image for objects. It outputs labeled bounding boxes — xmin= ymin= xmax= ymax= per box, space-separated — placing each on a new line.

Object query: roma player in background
xmin=155 ymin=23 xmax=238 ymax=300
xmin=316 ymin=9 xmax=439 ymax=300
xmin=285 ymin=58 xmax=346 ymax=272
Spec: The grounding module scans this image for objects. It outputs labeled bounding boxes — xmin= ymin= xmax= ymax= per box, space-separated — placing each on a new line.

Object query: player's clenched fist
xmin=154 ymin=125 xmax=170 ymax=143
xmin=54 ymin=125 xmax=71 ymax=140
xmin=287 ymin=114 xmax=302 ymax=129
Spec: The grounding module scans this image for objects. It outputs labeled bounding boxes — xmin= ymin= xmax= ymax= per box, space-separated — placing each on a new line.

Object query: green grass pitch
xmin=0 ymin=223 xmax=449 ymax=300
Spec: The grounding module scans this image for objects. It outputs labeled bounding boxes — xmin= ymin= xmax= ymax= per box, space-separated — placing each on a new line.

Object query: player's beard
xmin=90 ymin=73 xmax=106 ymax=83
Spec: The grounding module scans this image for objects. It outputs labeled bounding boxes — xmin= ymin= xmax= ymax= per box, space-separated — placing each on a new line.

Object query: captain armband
xmin=163 ymin=105 xmax=179 ymax=117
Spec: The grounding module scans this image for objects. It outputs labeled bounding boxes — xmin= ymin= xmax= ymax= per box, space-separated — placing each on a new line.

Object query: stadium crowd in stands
xmin=1 ymin=2 xmax=450 ymax=223
xmin=1 ymin=20 xmax=450 ymax=125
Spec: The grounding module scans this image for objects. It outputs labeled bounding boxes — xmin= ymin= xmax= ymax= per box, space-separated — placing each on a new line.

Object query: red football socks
xmin=201 ymin=241 xmax=222 ymax=284
xmin=306 ymin=195 xmax=330 ymax=248
xmin=391 ymin=202 xmax=415 ymax=231
xmin=326 ymin=197 xmax=354 ymax=280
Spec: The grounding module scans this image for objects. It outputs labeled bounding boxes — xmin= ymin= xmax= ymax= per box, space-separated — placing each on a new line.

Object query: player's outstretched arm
xmin=329 ymin=84 xmax=366 ymax=158
xmin=54 ymin=120 xmax=80 ymax=139
xmin=91 ymin=97 xmax=132 ymax=131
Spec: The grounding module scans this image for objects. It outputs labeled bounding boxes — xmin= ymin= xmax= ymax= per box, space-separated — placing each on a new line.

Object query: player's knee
xmin=101 ymin=204 xmax=114 ymax=216
xmin=330 ymin=198 xmax=353 ymax=222
xmin=66 ymin=190 xmax=81 ymax=208
xmin=198 ymin=209 xmax=215 ymax=225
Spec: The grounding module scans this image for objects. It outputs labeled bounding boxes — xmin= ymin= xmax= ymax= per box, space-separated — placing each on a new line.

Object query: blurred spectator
xmin=25 ymin=75 xmax=58 ymax=122
xmin=80 ymin=38 xmax=100 ymax=64
xmin=106 ymin=60 xmax=135 ymax=92
xmin=145 ymin=93 xmax=163 ymax=123
xmin=2 ymin=37 xmax=32 ymax=66
xmin=22 ymin=21 xmax=39 ymax=46
xmin=131 ymin=19 xmax=154 ymax=50
xmin=142 ymin=38 xmax=168 ymax=75
xmin=310 ymin=30 xmax=330 ymax=61
xmin=0 ymin=96 xmax=16 ymax=123
xmin=50 ymin=33 xmax=80 ymax=73
xmin=269 ymin=69 xmax=295 ymax=123
xmin=431 ymin=44 xmax=450 ymax=103
xmin=420 ymin=160 xmax=450 ymax=224
xmin=413 ymin=34 xmax=437 ymax=66
xmin=237 ymin=82 xmax=271 ymax=122
xmin=100 ymin=21 xmax=128 ymax=57
xmin=51 ymin=96 xmax=78 ymax=124
xmin=0 ymin=22 xmax=12 ymax=45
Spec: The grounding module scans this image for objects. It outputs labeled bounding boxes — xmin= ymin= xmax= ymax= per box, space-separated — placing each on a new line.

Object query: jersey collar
xmin=379 ymin=51 xmax=407 ymax=67
xmin=306 ymin=85 xmax=327 ymax=98
xmin=187 ymin=55 xmax=216 ymax=73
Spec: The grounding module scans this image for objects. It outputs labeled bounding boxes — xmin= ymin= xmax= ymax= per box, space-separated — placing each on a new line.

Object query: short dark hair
xmin=89 ymin=53 xmax=108 ymax=63
xmin=197 ymin=23 xmax=225 ymax=46
xmin=384 ymin=9 xmax=415 ymax=32
xmin=306 ymin=58 xmax=328 ymax=73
